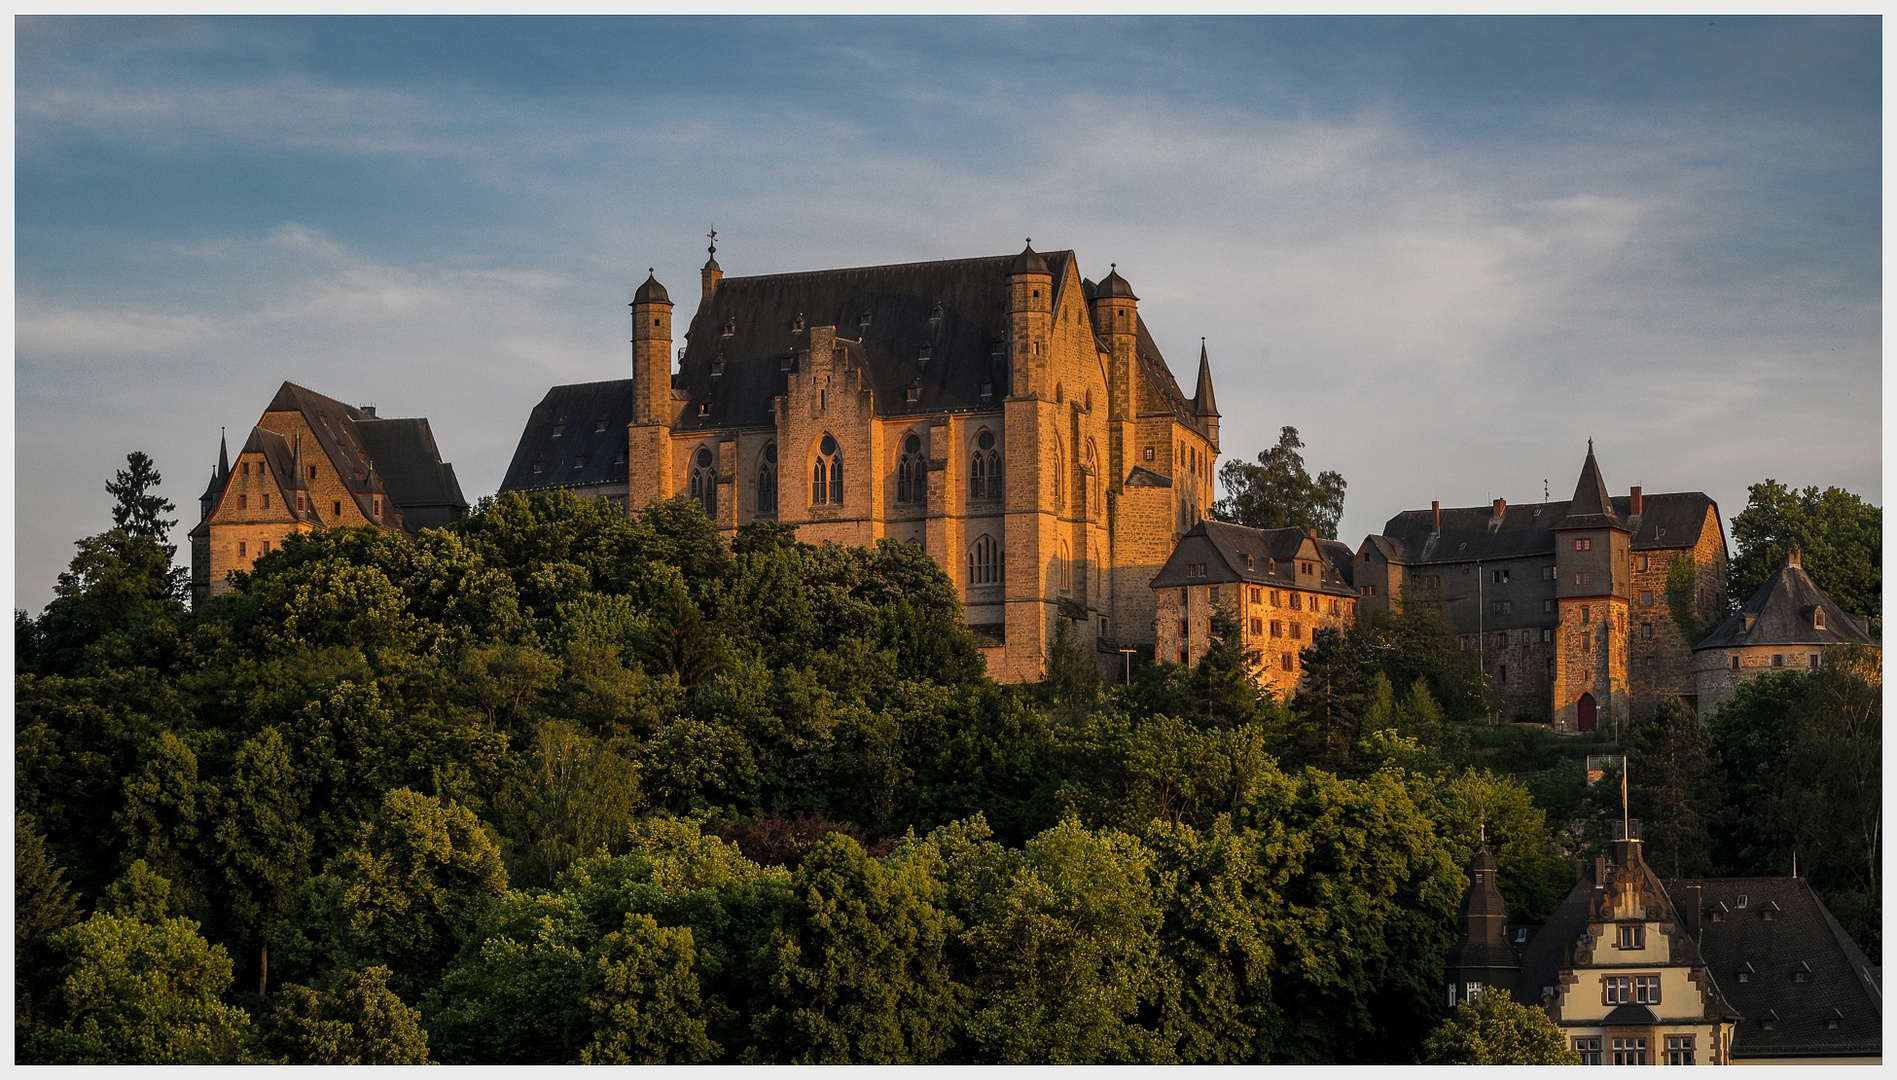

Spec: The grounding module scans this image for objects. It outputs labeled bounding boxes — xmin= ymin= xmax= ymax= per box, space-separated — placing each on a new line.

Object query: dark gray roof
xmin=1150 ymin=519 xmax=1358 ymax=593
xmin=1192 ymin=342 xmax=1218 ymax=417
xmin=356 ymin=417 xmax=469 ymax=529
xmin=1694 ymin=555 xmax=1877 ymax=650
xmin=1134 ymin=318 xmax=1194 ymax=422
xmin=1007 ymin=240 xmax=1050 ymax=276
xmin=632 ymin=272 xmax=671 ymax=306
xmin=1446 ymin=845 xmax=1519 ymax=973
xmin=1125 ymin=465 xmax=1172 ymax=488
xmin=1664 ymin=877 xmax=1881 ymax=1059
xmin=1559 ymin=445 xmax=1626 ymax=531
xmin=1372 ymin=491 xmax=1717 ymax=566
xmin=1093 ymin=266 xmax=1137 ymax=300
xmin=672 ymin=250 xmax=1075 ymax=433
xmin=498 ymin=379 xmax=638 ymax=495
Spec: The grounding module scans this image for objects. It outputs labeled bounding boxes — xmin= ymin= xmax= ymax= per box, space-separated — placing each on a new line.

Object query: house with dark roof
xmin=1353 ymin=445 xmax=1729 ymax=729
xmin=1692 ymin=549 xmax=1879 ymax=711
xmin=188 ymin=381 xmax=468 ymax=606
xmin=1148 ymin=519 xmax=1358 ymax=694
xmin=1661 ymin=876 xmax=1882 ymax=1063
xmin=500 ymin=238 xmax=1222 ymax=681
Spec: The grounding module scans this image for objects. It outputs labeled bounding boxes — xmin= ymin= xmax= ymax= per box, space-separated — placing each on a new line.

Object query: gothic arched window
xmin=1085 ymin=440 xmax=1100 ymax=514
xmin=968 ymin=533 xmax=1002 ymax=585
xmin=897 ymin=432 xmax=924 ymax=504
xmin=757 ymin=443 xmax=778 ymax=516
xmin=690 ymin=444 xmax=717 ymax=518
xmin=970 ymin=429 xmax=1002 ymax=500
xmin=1053 ymin=437 xmax=1064 ymax=506
xmin=812 ymin=433 xmax=842 ymax=506
xmin=1058 ymin=540 xmax=1072 ymax=596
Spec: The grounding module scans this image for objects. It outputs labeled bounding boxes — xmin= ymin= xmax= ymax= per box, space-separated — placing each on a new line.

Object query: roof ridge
xmin=715 ymin=250 xmax=1076 ymax=285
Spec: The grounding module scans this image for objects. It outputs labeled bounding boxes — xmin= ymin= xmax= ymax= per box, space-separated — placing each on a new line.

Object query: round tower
xmin=631 ymin=269 xmax=674 ymax=426
xmin=1006 ymin=239 xmax=1053 ymax=399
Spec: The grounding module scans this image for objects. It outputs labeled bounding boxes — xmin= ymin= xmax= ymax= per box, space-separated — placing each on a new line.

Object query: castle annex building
xmin=1149 ymin=520 xmax=1359 ymax=698
xmin=189 ymin=382 xmax=469 ymax=606
xmin=1353 ymin=446 xmax=1728 ymax=730
xmin=501 ymin=241 xmax=1223 ymax=681
xmin=1691 ymin=549 xmax=1878 ymax=711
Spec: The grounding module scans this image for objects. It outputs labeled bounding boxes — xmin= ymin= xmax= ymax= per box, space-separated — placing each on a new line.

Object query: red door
xmin=1577 ymin=693 xmax=1597 ymax=732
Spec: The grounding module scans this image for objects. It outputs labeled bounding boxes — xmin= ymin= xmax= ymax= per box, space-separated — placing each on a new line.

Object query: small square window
xmin=238 ymin=541 xmax=247 ymax=557
xmin=1640 ymin=590 xmax=1653 ymax=606
xmin=1574 ymin=538 xmax=1592 ymax=551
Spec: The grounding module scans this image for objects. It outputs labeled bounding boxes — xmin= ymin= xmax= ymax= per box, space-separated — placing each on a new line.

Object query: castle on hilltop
xmin=499 ymin=238 xmax=1221 ymax=680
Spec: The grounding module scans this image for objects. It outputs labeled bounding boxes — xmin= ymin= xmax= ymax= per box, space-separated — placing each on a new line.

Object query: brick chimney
xmin=1492 ymin=497 xmax=1506 ymax=518
xmin=1432 ymin=501 xmax=1441 ymax=533
xmin=1788 ymin=548 xmax=1802 ymax=568
xmin=1630 ymin=486 xmax=1643 ymax=515
xmin=1681 ymin=883 xmax=1702 ymax=938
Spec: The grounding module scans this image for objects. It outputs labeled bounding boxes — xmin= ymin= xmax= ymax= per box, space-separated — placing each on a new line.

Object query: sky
xmin=14 ymin=15 xmax=1882 ymax=612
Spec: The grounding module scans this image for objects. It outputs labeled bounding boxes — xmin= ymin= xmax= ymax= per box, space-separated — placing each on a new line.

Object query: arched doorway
xmin=1576 ymin=693 xmax=1597 ymax=732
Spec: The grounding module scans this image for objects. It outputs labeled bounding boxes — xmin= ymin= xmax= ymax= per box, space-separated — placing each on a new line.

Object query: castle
xmin=188 ymin=382 xmax=467 ymax=606
xmin=499 ymin=239 xmax=1221 ymax=681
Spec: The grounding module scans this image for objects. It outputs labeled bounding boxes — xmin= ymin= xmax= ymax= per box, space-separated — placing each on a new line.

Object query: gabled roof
xmin=1694 ymin=554 xmax=1877 ymax=650
xmin=1516 ymin=840 xmax=1738 ymax=1023
xmin=257 ymin=381 xmax=465 ymax=531
xmin=1150 ymin=519 xmax=1357 ymax=594
xmin=1370 ymin=491 xmax=1716 ymax=566
xmin=1663 ymin=876 xmax=1882 ymax=1059
xmin=231 ymin=426 xmax=319 ymax=525
xmin=498 ymin=378 xmax=637 ymax=495
xmin=671 ymin=251 xmax=1079 ymax=433
xmin=356 ymin=417 xmax=468 ymax=530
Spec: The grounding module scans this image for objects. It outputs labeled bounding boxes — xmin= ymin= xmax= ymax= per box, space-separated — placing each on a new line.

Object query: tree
xmin=106 ymin=452 xmax=178 ymax=553
xmin=1184 ymin=604 xmax=1269 ymax=728
xmin=1212 ymin=427 xmax=1347 ymax=539
xmin=1729 ymin=480 xmax=1880 ymax=629
xmin=582 ymin=914 xmax=721 ymax=1063
xmin=1289 ymin=626 xmax=1375 ymax=770
xmin=747 ymin=834 xmax=959 ymax=1063
xmin=1041 ymin=617 xmax=1099 ymax=708
xmin=260 ymin=966 xmax=432 ymax=1064
xmin=1422 ymin=989 xmax=1580 ymax=1064
xmin=1626 ymin=697 xmax=1722 ymax=878
xmin=23 ymin=912 xmax=251 ymax=1065
xmin=26 ymin=530 xmax=187 ymax=673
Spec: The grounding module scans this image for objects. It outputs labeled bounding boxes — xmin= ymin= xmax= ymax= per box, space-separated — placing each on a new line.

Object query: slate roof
xmin=498 ymin=379 xmax=638 ymax=495
xmin=1371 ymin=492 xmax=1717 ymax=566
xmin=1559 ymin=444 xmax=1626 ymax=531
xmin=670 ymin=251 xmax=1056 ymax=432
xmin=1149 ymin=519 xmax=1357 ymax=593
xmin=1694 ymin=554 xmax=1877 ymax=651
xmin=256 ymin=381 xmax=464 ymax=532
xmin=1663 ymin=877 xmax=1881 ymax=1059
xmin=1191 ymin=342 xmax=1218 ymax=417
xmin=1446 ymin=845 xmax=1520 ymax=973
xmin=355 ymin=417 xmax=468 ymax=530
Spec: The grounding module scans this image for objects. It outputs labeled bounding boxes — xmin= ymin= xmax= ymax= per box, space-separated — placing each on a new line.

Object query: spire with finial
xmin=701 ymin=227 xmax=723 ymax=298
xmin=218 ymin=426 xmax=229 ymax=479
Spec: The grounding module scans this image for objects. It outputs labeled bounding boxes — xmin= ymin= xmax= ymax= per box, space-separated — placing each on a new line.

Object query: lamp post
xmin=1119 ymin=648 xmax=1136 ymax=685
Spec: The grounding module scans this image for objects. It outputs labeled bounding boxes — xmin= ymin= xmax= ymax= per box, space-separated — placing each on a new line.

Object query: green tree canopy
xmin=1212 ymin=426 xmax=1347 ymax=539
xmin=1729 ymin=479 xmax=1880 ymax=628
xmin=1422 ymin=989 xmax=1580 ymax=1064
xmin=260 ymin=965 xmax=431 ymax=1064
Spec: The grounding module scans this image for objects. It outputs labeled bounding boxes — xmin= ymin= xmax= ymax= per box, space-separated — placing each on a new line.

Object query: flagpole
xmin=1621 ymin=756 xmax=1630 ymax=841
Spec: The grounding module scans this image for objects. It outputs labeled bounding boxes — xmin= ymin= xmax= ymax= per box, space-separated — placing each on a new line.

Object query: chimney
xmin=1856 ymin=614 xmax=1870 ymax=635
xmin=1681 ymin=883 xmax=1702 ymax=939
xmin=1630 ymin=486 xmax=1643 ymax=516
xmin=1305 ymin=527 xmax=1318 ymax=540
xmin=1492 ymin=497 xmax=1506 ymax=518
xmin=1432 ymin=501 xmax=1442 ymax=532
xmin=1787 ymin=548 xmax=1802 ymax=569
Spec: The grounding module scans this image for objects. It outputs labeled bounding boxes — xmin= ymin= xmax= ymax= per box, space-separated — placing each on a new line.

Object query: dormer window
xmin=553 ymin=422 xmax=564 ymax=437
xmin=573 ymin=455 xmax=586 ymax=469
xmin=722 ymin=318 xmax=736 ymax=337
xmin=1814 ymin=608 xmax=1827 ymax=630
xmin=905 ymin=387 xmax=920 ymax=404
xmin=792 ymin=314 xmax=806 ymax=333
xmin=614 ymin=450 xmax=626 ymax=466
xmin=533 ymin=460 xmax=546 ymax=474
xmin=596 ymin=417 xmax=609 ymax=433
xmin=1246 ymin=555 xmax=1254 ymax=570
xmin=1736 ymin=894 xmax=1748 ymax=908
xmin=698 ymin=402 xmax=711 ymax=417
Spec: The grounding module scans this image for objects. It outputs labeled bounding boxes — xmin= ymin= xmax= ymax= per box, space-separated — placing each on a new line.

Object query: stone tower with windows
xmin=499 ymin=240 xmax=1221 ymax=682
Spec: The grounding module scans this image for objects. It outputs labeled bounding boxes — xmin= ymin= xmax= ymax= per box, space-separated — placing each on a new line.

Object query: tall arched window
xmin=897 ymin=432 xmax=924 ymax=504
xmin=970 ymin=429 xmax=1002 ymax=500
xmin=968 ymin=533 xmax=1002 ymax=585
xmin=1085 ymin=440 xmax=1100 ymax=514
xmin=1091 ymin=542 xmax=1102 ymax=601
xmin=1058 ymin=540 xmax=1072 ymax=596
xmin=812 ymin=433 xmax=842 ymax=506
xmin=757 ymin=443 xmax=778 ymax=516
xmin=690 ymin=444 xmax=717 ymax=518
xmin=1053 ymin=437 xmax=1064 ymax=506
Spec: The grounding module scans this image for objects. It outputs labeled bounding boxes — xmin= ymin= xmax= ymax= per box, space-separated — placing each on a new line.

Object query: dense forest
xmin=13 ymin=460 xmax=1880 ymax=1064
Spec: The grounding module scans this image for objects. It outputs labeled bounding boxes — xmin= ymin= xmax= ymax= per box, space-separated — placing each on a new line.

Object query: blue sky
xmin=15 ymin=15 xmax=1881 ymax=611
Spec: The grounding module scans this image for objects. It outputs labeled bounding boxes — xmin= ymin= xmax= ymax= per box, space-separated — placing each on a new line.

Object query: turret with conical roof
xmin=1192 ymin=339 xmax=1219 ymax=448
xmin=1559 ymin=439 xmax=1626 ymax=532
xmin=1444 ymin=841 xmax=1521 ymax=1009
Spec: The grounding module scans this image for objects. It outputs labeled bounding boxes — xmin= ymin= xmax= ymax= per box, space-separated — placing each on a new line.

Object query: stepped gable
xmin=356 ymin=417 xmax=468 ymax=529
xmin=1662 ymin=876 xmax=1882 ymax=1060
xmin=499 ymin=378 xmax=637 ymax=494
xmin=1695 ymin=553 xmax=1877 ymax=650
xmin=1149 ymin=519 xmax=1356 ymax=595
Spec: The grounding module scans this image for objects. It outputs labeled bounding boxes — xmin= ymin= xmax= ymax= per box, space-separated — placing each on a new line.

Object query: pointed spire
xmin=1559 ymin=440 xmax=1624 ymax=530
xmin=218 ymin=427 xmax=229 ymax=479
xmin=704 ymin=224 xmax=720 ymax=271
xmin=291 ymin=433 xmax=304 ymax=496
xmin=1193 ymin=338 xmax=1219 ymax=417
